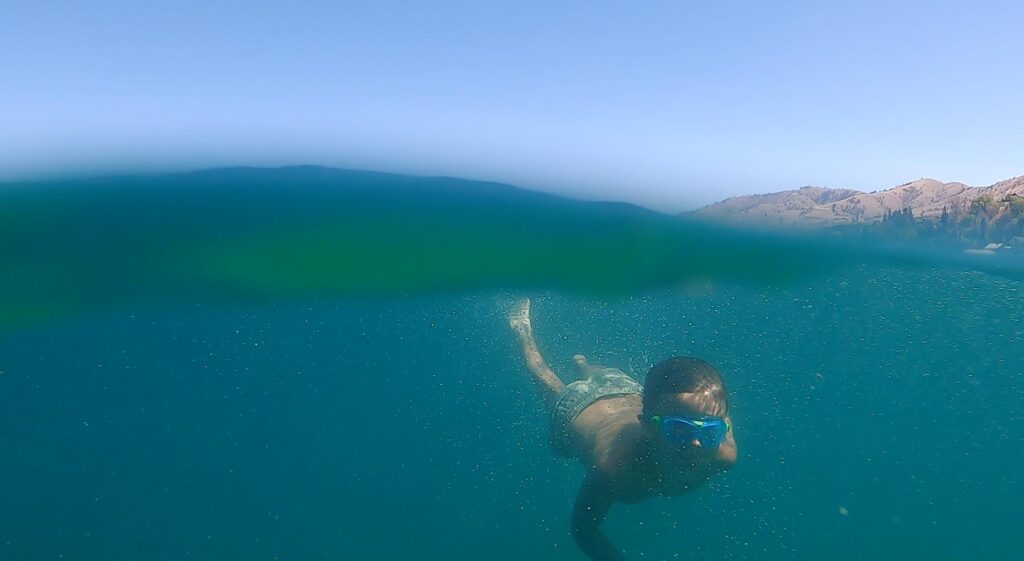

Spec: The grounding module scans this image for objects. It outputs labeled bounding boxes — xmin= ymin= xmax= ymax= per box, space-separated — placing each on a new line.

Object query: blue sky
xmin=3 ymin=1 xmax=1023 ymax=210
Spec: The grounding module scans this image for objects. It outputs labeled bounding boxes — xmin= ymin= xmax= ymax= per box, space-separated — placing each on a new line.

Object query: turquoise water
xmin=1 ymin=169 xmax=1022 ymax=560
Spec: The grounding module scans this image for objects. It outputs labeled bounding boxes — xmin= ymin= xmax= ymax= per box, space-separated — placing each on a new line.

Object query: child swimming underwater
xmin=508 ymin=298 xmax=737 ymax=561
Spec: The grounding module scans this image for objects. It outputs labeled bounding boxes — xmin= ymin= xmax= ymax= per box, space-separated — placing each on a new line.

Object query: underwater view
xmin=1 ymin=168 xmax=1021 ymax=560
xmin=6 ymin=2 xmax=1024 ymax=560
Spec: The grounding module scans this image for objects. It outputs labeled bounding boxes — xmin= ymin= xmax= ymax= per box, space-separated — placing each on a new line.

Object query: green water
xmin=1 ymin=168 xmax=1021 ymax=560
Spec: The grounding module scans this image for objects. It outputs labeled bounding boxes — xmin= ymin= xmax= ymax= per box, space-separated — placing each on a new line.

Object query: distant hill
xmin=691 ymin=176 xmax=1024 ymax=229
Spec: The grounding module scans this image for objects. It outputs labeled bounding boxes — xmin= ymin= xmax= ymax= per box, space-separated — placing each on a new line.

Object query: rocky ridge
xmin=692 ymin=176 xmax=1024 ymax=228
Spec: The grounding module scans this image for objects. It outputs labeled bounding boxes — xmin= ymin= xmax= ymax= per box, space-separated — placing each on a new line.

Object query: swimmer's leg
xmin=509 ymin=298 xmax=566 ymax=411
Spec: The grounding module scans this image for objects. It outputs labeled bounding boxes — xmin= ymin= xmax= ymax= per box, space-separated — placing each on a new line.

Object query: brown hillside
xmin=692 ymin=176 xmax=1024 ymax=228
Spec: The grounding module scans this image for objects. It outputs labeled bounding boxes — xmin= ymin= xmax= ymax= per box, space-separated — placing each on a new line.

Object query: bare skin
xmin=509 ymin=298 xmax=737 ymax=561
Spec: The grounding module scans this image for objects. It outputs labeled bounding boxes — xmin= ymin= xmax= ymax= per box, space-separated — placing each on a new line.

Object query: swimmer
xmin=509 ymin=298 xmax=737 ymax=561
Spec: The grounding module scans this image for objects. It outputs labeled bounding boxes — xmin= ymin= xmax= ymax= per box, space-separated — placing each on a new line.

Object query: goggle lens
xmin=655 ymin=416 xmax=727 ymax=448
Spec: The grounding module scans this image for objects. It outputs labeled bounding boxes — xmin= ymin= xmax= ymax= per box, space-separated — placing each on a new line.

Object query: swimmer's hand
xmin=571 ymin=473 xmax=626 ymax=561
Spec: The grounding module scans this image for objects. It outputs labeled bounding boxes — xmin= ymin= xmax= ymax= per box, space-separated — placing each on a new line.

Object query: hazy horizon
xmin=5 ymin=163 xmax=1022 ymax=216
xmin=5 ymin=1 xmax=1023 ymax=211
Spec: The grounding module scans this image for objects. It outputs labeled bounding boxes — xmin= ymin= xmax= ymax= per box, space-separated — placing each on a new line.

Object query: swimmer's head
xmin=642 ymin=357 xmax=729 ymax=420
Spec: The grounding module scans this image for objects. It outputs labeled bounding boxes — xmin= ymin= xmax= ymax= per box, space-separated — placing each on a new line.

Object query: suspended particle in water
xmin=838 ymin=506 xmax=849 ymax=516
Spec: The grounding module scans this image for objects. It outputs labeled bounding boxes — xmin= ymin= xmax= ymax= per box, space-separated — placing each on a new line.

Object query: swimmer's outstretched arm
xmin=571 ymin=473 xmax=623 ymax=561
xmin=508 ymin=298 xmax=566 ymax=410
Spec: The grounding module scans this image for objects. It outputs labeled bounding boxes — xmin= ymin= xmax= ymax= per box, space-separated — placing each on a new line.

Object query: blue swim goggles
xmin=643 ymin=415 xmax=730 ymax=448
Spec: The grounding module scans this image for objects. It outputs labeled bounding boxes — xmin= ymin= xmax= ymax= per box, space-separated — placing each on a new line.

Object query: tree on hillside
xmin=1002 ymin=195 xmax=1024 ymax=241
xmin=1007 ymin=195 xmax=1024 ymax=218
xmin=881 ymin=207 xmax=917 ymax=237
xmin=838 ymin=198 xmax=865 ymax=222
xmin=970 ymin=195 xmax=999 ymax=220
xmin=846 ymin=192 xmax=1024 ymax=248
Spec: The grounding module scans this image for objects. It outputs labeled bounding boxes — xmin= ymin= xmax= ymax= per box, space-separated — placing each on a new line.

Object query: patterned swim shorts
xmin=549 ymin=367 xmax=643 ymax=457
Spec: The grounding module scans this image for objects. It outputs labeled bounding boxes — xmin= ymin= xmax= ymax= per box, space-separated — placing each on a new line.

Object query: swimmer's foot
xmin=508 ymin=298 xmax=532 ymax=335
xmin=573 ymin=354 xmax=602 ymax=378
xmin=573 ymin=354 xmax=589 ymax=374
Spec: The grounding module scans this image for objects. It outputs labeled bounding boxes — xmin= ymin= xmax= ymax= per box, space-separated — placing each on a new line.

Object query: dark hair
xmin=642 ymin=357 xmax=728 ymax=416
